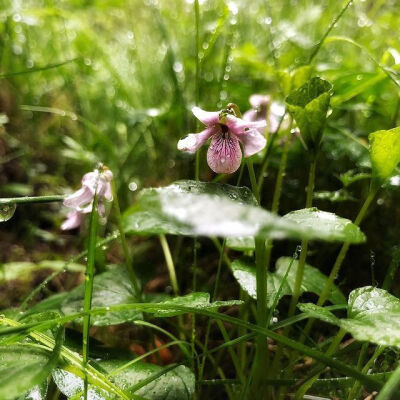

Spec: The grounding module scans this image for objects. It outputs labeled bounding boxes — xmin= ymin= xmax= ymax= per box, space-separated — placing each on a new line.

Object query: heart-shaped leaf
xmin=53 ymin=361 xmax=195 ymax=400
xmin=299 ymin=286 xmax=400 ymax=347
xmin=132 ymin=182 xmax=365 ymax=243
xmin=369 ymin=126 xmax=400 ymax=187
xmin=61 ymin=267 xmax=142 ymax=326
xmin=231 ymin=257 xmax=345 ymax=307
xmin=286 ymin=77 xmax=332 ymax=152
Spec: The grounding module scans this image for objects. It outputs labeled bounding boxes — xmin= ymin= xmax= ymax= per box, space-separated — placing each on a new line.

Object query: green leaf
xmin=299 ymin=286 xmax=400 ymax=347
xmin=226 ymin=236 xmax=255 ymax=251
xmin=152 ymin=292 xmax=242 ymax=317
xmin=369 ymin=126 xmax=400 ymax=186
xmin=0 ymin=345 xmax=55 ymax=400
xmin=286 ymin=76 xmax=332 ymax=152
xmin=133 ymin=182 xmax=365 ymax=243
xmin=61 ymin=267 xmax=142 ymax=326
xmin=231 ymin=257 xmax=345 ymax=307
xmin=53 ymin=361 xmax=195 ymax=400
xmin=283 ymin=208 xmax=365 ymax=243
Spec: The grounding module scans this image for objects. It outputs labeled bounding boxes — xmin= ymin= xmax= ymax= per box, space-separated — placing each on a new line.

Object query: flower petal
xmin=225 ymin=115 xmax=266 ymax=135
xmin=249 ymin=94 xmax=270 ymax=109
xmin=207 ymin=132 xmax=242 ymax=174
xmin=177 ymin=126 xmax=218 ymax=154
xmin=61 ymin=211 xmax=84 ymax=230
xmin=236 ymin=128 xmax=267 ymax=158
xmin=192 ymin=106 xmax=220 ymax=126
xmin=63 ymin=186 xmax=93 ymax=209
xmin=243 ymin=109 xmax=257 ymax=122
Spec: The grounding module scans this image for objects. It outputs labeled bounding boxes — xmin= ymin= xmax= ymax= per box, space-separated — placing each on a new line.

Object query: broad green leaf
xmin=134 ymin=182 xmax=365 ymax=243
xmin=283 ymin=208 xmax=365 ymax=243
xmin=299 ymin=286 xmax=400 ymax=347
xmin=231 ymin=257 xmax=345 ymax=307
xmin=152 ymin=292 xmax=242 ymax=317
xmin=23 ymin=384 xmax=47 ymax=400
xmin=369 ymin=126 xmax=400 ymax=186
xmin=53 ymin=361 xmax=195 ymax=400
xmin=0 ymin=345 xmax=54 ymax=400
xmin=226 ymin=236 xmax=255 ymax=251
xmin=123 ymin=180 xmax=256 ymax=236
xmin=286 ymin=76 xmax=332 ymax=152
xmin=61 ymin=267 xmax=142 ymax=326
xmin=313 ymin=189 xmax=356 ymax=203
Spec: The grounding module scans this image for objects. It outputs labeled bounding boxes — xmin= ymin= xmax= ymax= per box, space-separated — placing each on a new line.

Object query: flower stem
xmin=0 ymin=194 xmax=65 ymax=205
xmin=111 ymin=181 xmax=140 ymax=296
xmin=301 ymin=187 xmax=378 ymax=340
xmin=159 ymin=234 xmax=179 ymax=295
xmin=287 ymin=157 xmax=316 ymax=317
xmin=246 ymin=159 xmax=260 ymax=204
xmin=82 ymin=192 xmax=99 ymax=400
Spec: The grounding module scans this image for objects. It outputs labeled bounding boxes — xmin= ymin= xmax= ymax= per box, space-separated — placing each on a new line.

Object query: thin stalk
xmin=287 ymin=158 xmax=316 ymax=317
xmin=0 ymin=194 xmax=65 ymax=205
xmin=375 ymin=361 xmax=400 ymax=400
xmin=247 ymin=159 xmax=260 ymax=204
xmin=349 ymin=346 xmax=385 ymax=399
xmin=194 ymin=0 xmax=200 ymax=181
xmin=111 ymin=181 xmax=140 ymax=296
xmin=295 ymin=328 xmax=346 ymax=399
xmin=82 ymin=193 xmax=99 ymax=400
xmin=198 ymin=239 xmax=226 ymax=381
xmin=271 ymin=157 xmax=317 ymax=389
xmin=302 ymin=188 xmax=377 ymax=339
xmin=307 ymin=0 xmax=353 ymax=64
xmin=159 ymin=234 xmax=179 ymax=295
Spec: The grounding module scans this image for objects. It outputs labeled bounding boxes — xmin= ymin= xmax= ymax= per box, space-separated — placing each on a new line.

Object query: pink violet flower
xmin=243 ymin=94 xmax=287 ymax=133
xmin=61 ymin=167 xmax=113 ymax=230
xmin=177 ymin=106 xmax=267 ymax=174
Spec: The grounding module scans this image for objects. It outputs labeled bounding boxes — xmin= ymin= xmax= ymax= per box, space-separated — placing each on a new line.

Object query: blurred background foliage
xmin=1 ymin=0 xmax=400 ymax=306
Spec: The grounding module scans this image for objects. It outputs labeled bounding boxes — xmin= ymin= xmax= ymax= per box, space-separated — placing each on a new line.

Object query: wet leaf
xmin=369 ymin=126 xmax=400 ymax=187
xmin=152 ymin=292 xmax=242 ymax=317
xmin=283 ymin=208 xmax=365 ymax=243
xmin=0 ymin=343 xmax=59 ymax=400
xmin=61 ymin=267 xmax=142 ymax=326
xmin=286 ymin=76 xmax=332 ymax=152
xmin=53 ymin=361 xmax=195 ymax=400
xmin=134 ymin=182 xmax=365 ymax=243
xmin=299 ymin=286 xmax=400 ymax=347
xmin=231 ymin=257 xmax=345 ymax=307
xmin=0 ymin=203 xmax=16 ymax=223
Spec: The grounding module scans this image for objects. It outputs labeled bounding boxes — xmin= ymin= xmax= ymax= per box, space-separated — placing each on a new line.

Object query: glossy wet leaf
xmin=299 ymin=286 xmax=400 ymax=347
xmin=286 ymin=76 xmax=332 ymax=151
xmin=369 ymin=126 xmax=400 ymax=186
xmin=0 ymin=345 xmax=52 ymax=400
xmin=61 ymin=267 xmax=142 ymax=326
xmin=0 ymin=203 xmax=16 ymax=222
xmin=152 ymin=292 xmax=242 ymax=317
xmin=231 ymin=257 xmax=345 ymax=307
xmin=123 ymin=180 xmax=256 ymax=236
xmin=136 ymin=182 xmax=365 ymax=243
xmin=226 ymin=236 xmax=255 ymax=251
xmin=283 ymin=208 xmax=365 ymax=243
xmin=53 ymin=361 xmax=195 ymax=400
xmin=23 ymin=384 xmax=48 ymax=400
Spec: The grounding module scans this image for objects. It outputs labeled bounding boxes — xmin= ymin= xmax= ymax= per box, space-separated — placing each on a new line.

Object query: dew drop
xmin=128 ymin=181 xmax=138 ymax=191
xmin=0 ymin=203 xmax=17 ymax=222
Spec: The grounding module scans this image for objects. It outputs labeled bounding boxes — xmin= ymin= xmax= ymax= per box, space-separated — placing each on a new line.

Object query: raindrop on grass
xmin=0 ymin=203 xmax=17 ymax=222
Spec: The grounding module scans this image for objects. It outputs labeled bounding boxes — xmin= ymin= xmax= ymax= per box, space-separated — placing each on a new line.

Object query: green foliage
xmin=231 ymin=257 xmax=345 ymax=307
xmin=369 ymin=126 xmax=400 ymax=187
xmin=300 ymin=286 xmax=400 ymax=347
xmin=52 ymin=362 xmax=195 ymax=400
xmin=61 ymin=267 xmax=142 ymax=326
xmin=286 ymin=77 xmax=333 ymax=153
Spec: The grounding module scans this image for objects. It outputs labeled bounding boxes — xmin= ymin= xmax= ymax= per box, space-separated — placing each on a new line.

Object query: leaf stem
xmin=0 ymin=194 xmax=65 ymax=205
xmin=159 ymin=234 xmax=179 ymax=296
xmin=82 ymin=192 xmax=99 ymax=400
xmin=302 ymin=187 xmax=377 ymax=339
xmin=111 ymin=181 xmax=140 ymax=296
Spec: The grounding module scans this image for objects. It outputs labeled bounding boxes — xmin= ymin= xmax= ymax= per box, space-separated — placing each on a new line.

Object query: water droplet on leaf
xmin=0 ymin=203 xmax=17 ymax=222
